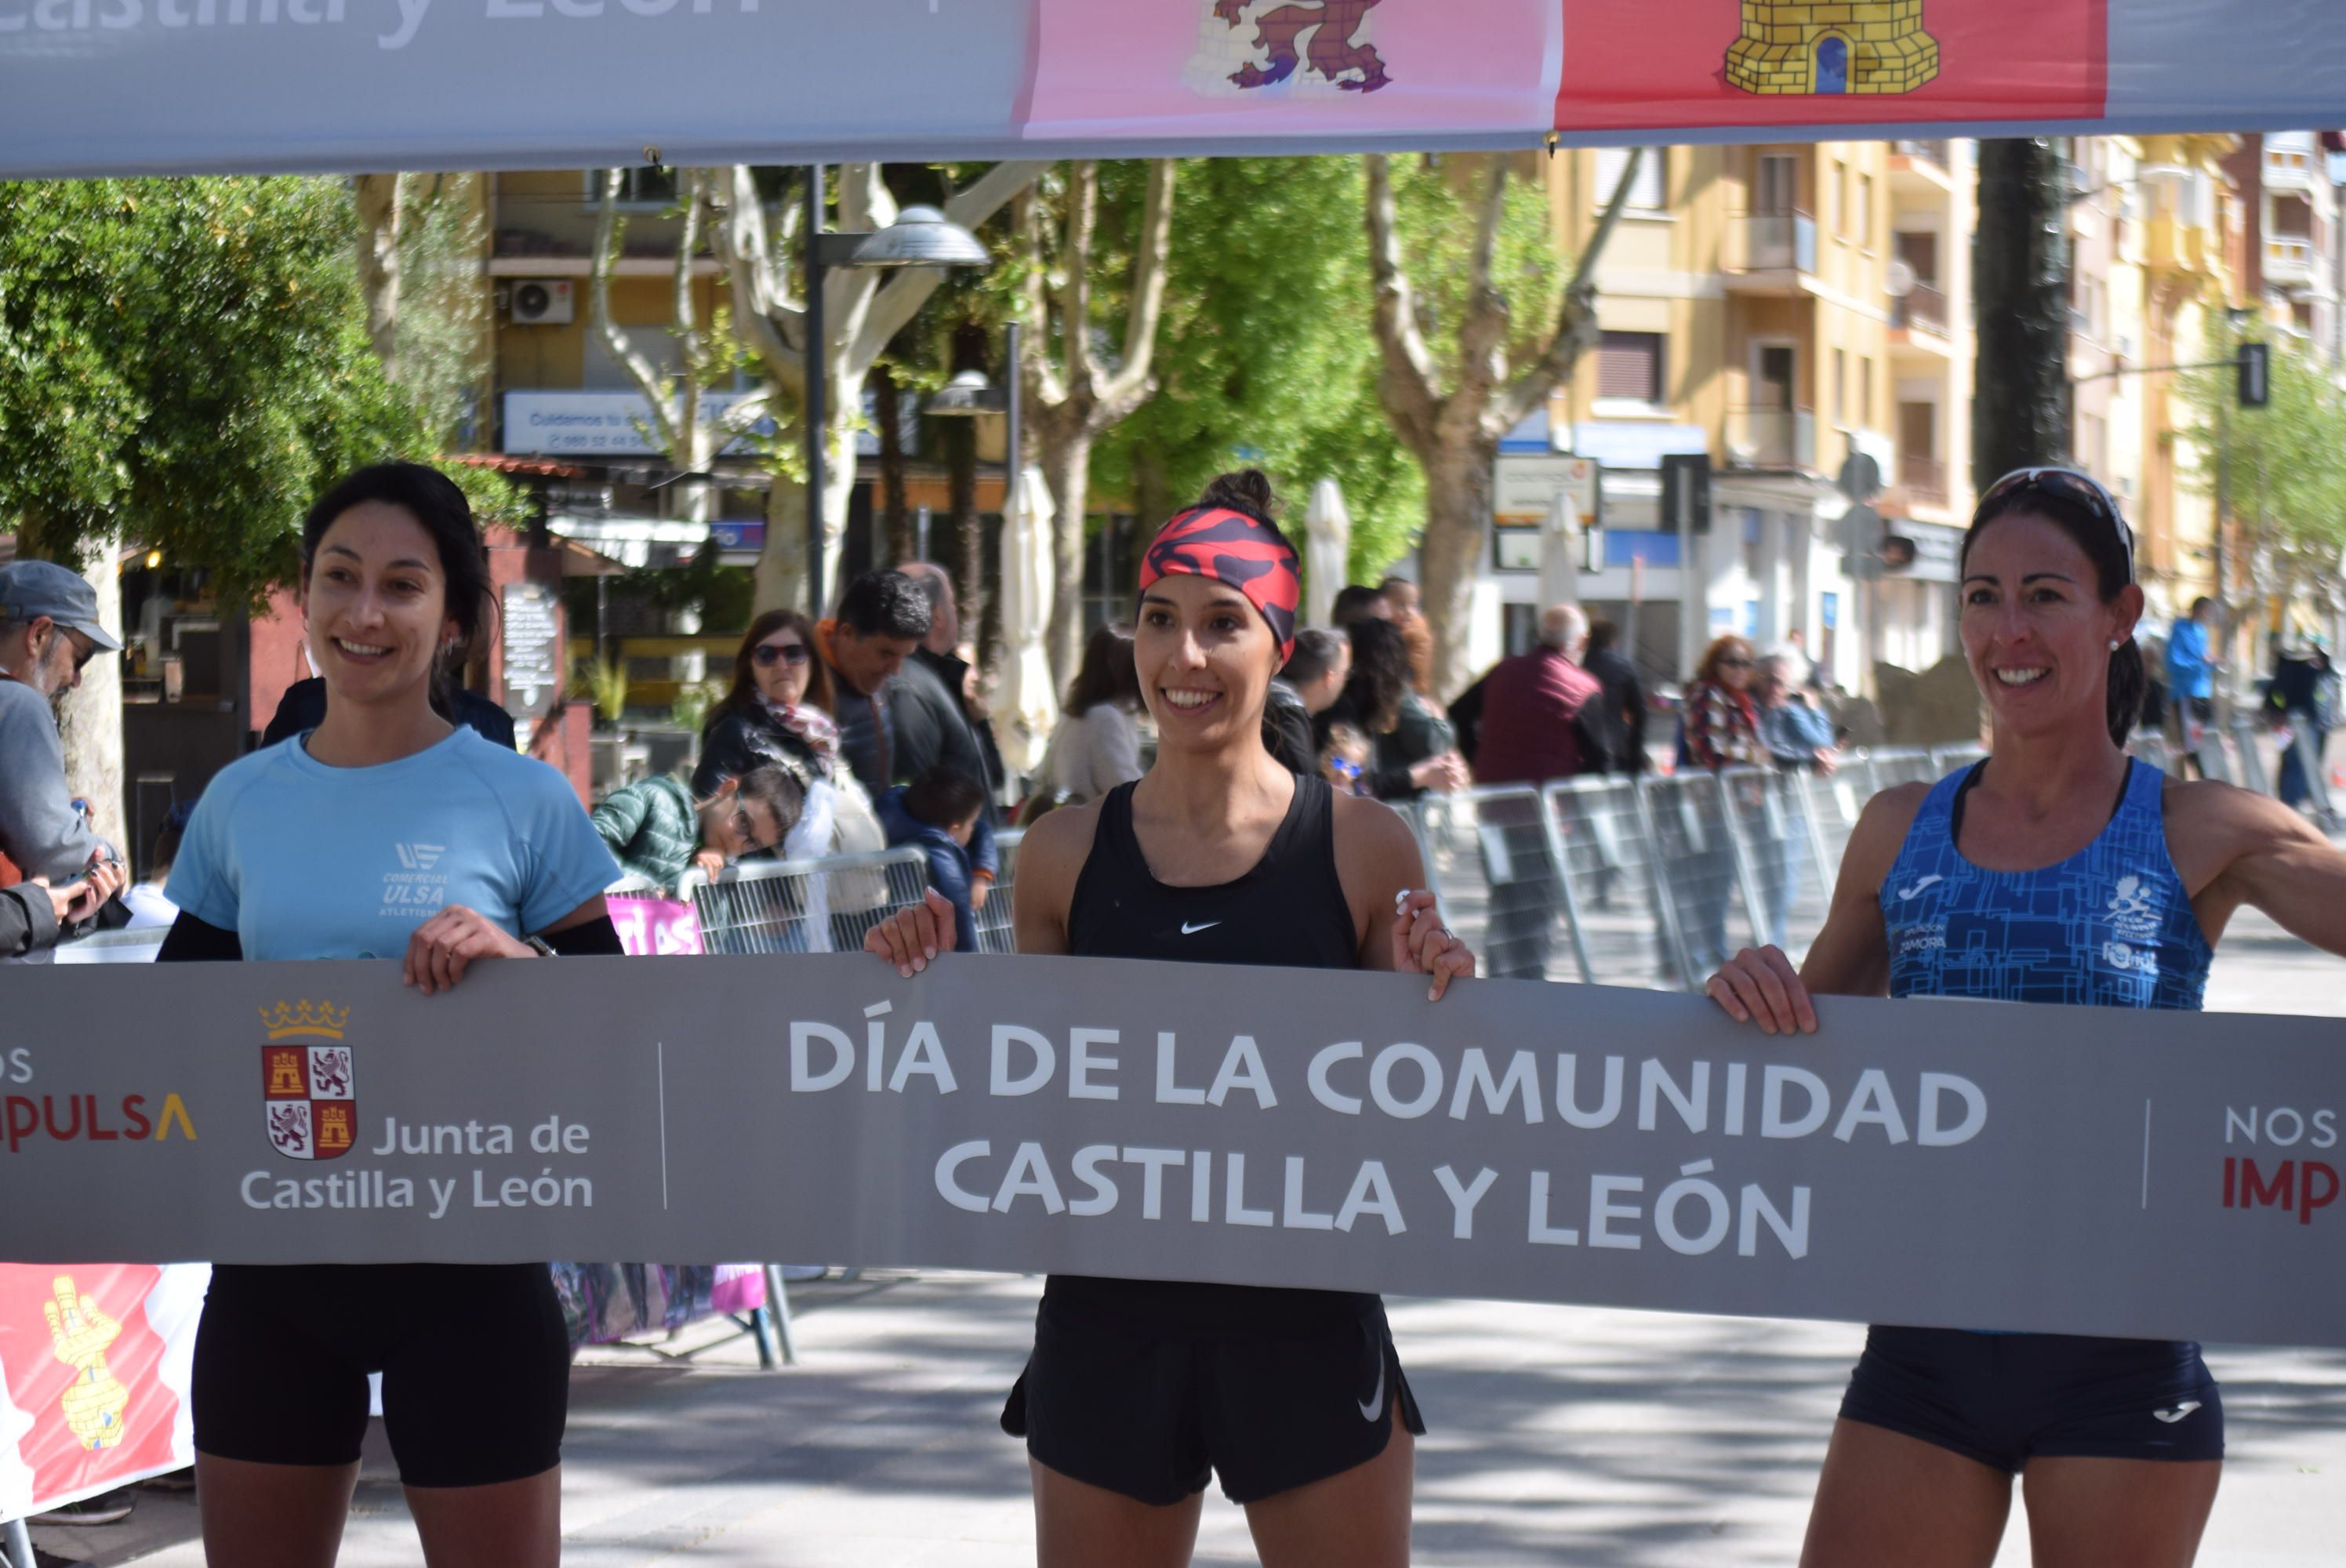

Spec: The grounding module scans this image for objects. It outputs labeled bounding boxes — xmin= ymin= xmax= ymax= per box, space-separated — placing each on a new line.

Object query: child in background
xmin=591 ymin=764 xmax=804 ymax=895
xmin=877 ymin=765 xmax=986 ymax=953
xmin=1320 ymin=722 xmax=1373 ymax=796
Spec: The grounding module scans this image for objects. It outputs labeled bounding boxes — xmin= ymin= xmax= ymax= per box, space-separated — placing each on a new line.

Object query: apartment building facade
xmin=1484 ymin=139 xmax=1963 ymax=692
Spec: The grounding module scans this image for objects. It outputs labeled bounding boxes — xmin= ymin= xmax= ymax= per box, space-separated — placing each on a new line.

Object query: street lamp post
xmin=801 ymin=169 xmax=991 ymax=615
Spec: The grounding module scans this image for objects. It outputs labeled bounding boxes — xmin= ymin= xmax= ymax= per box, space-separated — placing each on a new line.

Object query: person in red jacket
xmin=1472 ymin=604 xmax=1609 ymax=978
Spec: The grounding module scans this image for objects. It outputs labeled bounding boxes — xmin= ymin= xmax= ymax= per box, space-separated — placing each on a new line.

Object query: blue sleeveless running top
xmin=1881 ymin=759 xmax=2211 ymax=1011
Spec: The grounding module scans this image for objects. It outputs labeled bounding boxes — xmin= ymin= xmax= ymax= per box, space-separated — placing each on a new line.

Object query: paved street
xmin=32 ymin=897 xmax=2346 ymax=1568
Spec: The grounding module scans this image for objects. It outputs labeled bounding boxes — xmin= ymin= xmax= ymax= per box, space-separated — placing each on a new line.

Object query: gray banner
xmin=4 ymin=954 xmax=2342 ymax=1345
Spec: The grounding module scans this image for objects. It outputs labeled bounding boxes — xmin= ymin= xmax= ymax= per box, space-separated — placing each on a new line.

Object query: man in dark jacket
xmin=1471 ymin=604 xmax=1605 ymax=980
xmin=1582 ymin=617 xmax=1647 ymax=775
xmin=822 ymin=570 xmax=999 ymax=893
xmin=1267 ymin=627 xmax=1349 ymax=774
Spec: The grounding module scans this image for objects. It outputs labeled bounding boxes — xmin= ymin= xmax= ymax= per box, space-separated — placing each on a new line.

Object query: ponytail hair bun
xmin=1197 ymin=469 xmax=1280 ymax=524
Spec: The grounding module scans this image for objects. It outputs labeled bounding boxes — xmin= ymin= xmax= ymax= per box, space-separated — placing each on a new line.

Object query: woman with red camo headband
xmin=866 ymin=470 xmax=1473 ymax=1567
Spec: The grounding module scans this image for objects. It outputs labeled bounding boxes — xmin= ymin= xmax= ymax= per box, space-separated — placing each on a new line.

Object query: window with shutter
xmin=1596 ymin=332 xmax=1664 ymax=404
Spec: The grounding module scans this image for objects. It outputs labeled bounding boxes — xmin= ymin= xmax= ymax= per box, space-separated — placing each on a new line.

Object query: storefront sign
xmin=499 ymin=581 xmax=562 ymax=720
xmin=5 ymin=956 xmax=2344 ymax=1348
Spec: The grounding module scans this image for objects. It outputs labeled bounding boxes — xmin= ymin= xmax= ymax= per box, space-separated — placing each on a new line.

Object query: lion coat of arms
xmin=260 ymin=1000 xmax=356 ymax=1162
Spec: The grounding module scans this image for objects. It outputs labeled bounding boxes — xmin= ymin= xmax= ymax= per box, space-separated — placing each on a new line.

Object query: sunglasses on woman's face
xmin=1719 ymin=656 xmax=1755 ymax=670
xmin=1976 ymin=466 xmax=2135 ymax=582
xmin=754 ymin=641 xmax=810 ymax=668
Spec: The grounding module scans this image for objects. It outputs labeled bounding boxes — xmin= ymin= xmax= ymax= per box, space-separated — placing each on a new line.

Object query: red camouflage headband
xmin=1136 ymin=506 xmax=1302 ymax=662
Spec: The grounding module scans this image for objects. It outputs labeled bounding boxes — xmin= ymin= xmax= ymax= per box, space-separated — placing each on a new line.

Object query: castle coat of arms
xmin=260 ymin=1000 xmax=356 ymax=1162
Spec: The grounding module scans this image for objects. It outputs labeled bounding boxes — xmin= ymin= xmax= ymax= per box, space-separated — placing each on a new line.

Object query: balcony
xmin=1900 ymin=452 xmax=1948 ymax=506
xmin=2144 ymin=214 xmax=2216 ymax=277
xmin=2266 ymin=233 xmax=2317 ymax=286
xmin=1725 ymin=211 xmax=1818 ymax=290
xmin=1890 ymin=140 xmax=1956 ymax=198
xmin=2264 ymin=140 xmax=2324 ymax=197
xmin=1727 ymin=405 xmax=1817 ymax=469
xmin=1893 ymin=283 xmax=1949 ymax=336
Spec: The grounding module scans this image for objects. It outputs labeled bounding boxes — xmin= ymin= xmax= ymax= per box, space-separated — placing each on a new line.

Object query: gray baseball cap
xmin=0 ymin=560 xmax=122 ymax=652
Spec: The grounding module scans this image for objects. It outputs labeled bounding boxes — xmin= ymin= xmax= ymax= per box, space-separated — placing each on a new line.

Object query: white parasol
xmin=995 ymin=464 xmax=1061 ymax=780
xmin=1303 ymin=477 xmax=1352 ymax=628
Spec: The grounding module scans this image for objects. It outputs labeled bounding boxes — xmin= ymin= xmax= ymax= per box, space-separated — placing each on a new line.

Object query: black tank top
xmin=1067 ymin=774 xmax=1358 ymax=969
xmin=1049 ymin=773 xmax=1371 ymax=1334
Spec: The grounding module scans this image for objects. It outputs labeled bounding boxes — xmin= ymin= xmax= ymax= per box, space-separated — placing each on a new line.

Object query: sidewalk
xmin=32 ymin=902 xmax=2346 ymax=1568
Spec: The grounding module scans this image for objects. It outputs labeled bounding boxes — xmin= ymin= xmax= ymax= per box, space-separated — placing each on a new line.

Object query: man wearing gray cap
xmin=0 ymin=559 xmax=123 ymax=956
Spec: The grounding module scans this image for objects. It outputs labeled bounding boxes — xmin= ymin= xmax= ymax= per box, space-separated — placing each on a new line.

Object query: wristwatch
xmin=521 ymin=935 xmax=558 ymax=959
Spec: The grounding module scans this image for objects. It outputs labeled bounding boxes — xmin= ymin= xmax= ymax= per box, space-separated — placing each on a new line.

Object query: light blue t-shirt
xmin=167 ymin=727 xmax=619 ymax=961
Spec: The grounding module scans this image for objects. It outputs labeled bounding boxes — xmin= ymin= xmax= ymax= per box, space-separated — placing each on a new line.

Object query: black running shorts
xmin=194 ymin=1262 xmax=570 ymax=1488
xmin=1003 ymin=1276 xmax=1425 ymax=1506
xmin=1839 ymin=1325 xmax=2223 ymax=1472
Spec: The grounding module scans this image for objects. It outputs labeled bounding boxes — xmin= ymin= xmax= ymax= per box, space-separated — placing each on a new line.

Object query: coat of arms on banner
xmin=260 ymin=1001 xmax=355 ymax=1162
xmin=1189 ymin=0 xmax=1389 ymax=96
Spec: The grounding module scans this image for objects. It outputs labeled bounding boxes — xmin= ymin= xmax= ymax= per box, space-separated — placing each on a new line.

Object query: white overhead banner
xmin=2 ymin=1 xmax=2344 ymax=178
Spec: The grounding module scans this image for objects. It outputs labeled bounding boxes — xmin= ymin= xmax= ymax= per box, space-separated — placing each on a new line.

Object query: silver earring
xmin=2108 ymin=638 xmax=2123 ymax=652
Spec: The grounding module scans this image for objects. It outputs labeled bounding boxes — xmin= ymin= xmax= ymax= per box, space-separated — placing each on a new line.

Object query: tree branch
xmin=1091 ymin=158 xmax=1177 ymax=429
xmin=1062 ymin=162 xmax=1101 ymax=396
xmin=590 ymin=168 xmax=682 ymax=453
xmin=1362 ymin=154 xmax=1442 ymax=452
xmin=1019 ymin=184 xmax=1071 ymax=412
xmin=1490 ymin=146 xmax=1643 ymax=435
xmin=710 ymin=165 xmax=804 ymax=397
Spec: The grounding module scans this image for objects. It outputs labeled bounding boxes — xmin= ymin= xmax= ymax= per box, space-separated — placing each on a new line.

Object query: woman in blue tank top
xmin=865 ymin=470 xmax=1474 ymax=1568
xmin=1707 ymin=468 xmax=2346 ymax=1566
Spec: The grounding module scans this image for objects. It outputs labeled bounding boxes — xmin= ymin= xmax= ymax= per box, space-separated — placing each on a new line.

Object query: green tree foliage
xmin=1094 ymin=156 xmax=1425 ymax=586
xmin=2178 ymin=324 xmax=2346 ymax=581
xmin=0 ymin=177 xmax=431 ymax=597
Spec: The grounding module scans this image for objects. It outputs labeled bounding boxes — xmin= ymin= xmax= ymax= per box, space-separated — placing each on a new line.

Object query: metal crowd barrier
xmin=973 ymin=827 xmax=1025 ymax=954
xmin=1543 ymin=776 xmax=1687 ymax=989
xmin=686 ymin=847 xmax=933 ymax=956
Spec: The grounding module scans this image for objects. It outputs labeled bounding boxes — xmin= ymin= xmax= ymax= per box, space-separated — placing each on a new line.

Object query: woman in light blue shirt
xmin=161 ymin=465 xmax=620 ymax=1568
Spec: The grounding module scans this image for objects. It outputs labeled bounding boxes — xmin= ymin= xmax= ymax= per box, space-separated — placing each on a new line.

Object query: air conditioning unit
xmin=510 ymin=278 xmax=574 ymax=326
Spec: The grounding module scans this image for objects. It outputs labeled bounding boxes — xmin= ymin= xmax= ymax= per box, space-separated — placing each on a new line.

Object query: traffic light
xmin=2238 ymin=341 xmax=2271 ymax=408
xmin=1661 ymin=453 xmax=1712 ymax=535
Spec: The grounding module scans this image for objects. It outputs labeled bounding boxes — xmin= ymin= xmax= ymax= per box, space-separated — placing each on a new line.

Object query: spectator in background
xmin=1033 ymin=623 xmax=1144 ymax=805
xmin=1380 ymin=576 xmax=1436 ymax=697
xmin=695 ymin=609 xmax=869 ymax=864
xmin=263 ymin=672 xmax=517 ymax=750
xmin=1748 ymin=654 xmax=1838 ymax=950
xmin=592 ymin=765 xmax=804 ymax=895
xmin=1583 ymin=617 xmax=1648 ymax=775
xmin=1470 ymin=604 xmax=1606 ymax=980
xmin=876 ymin=766 xmax=987 ymax=954
xmin=2167 ymin=595 xmax=2217 ymax=776
xmin=2 ymin=864 xmax=122 ymax=959
xmin=0 ymin=560 xmax=123 ymax=960
xmin=1677 ymin=634 xmax=1767 ymax=975
xmin=1319 ymin=722 xmax=1373 ymax=797
xmin=899 ymin=561 xmax=1006 ymax=800
xmin=122 ymin=801 xmax=197 ymax=930
xmin=2271 ymin=640 xmax=2339 ymax=825
xmin=1330 ymin=583 xmax=1392 ymax=627
xmin=1325 ymin=618 xmax=1465 ymax=802
xmin=1268 ymin=626 xmax=1349 ymax=772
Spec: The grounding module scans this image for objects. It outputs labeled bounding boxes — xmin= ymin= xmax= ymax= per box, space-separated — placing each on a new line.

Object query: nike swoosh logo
xmin=2153 ymin=1401 xmax=2203 ymax=1424
xmin=1359 ymin=1355 xmax=1386 ymax=1423
xmin=1898 ymin=875 xmax=1945 ymax=900
xmin=1180 ymin=921 xmax=1222 ymax=935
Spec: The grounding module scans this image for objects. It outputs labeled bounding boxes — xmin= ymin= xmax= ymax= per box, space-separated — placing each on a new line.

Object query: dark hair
xmin=1342 ymin=617 xmax=1413 ymax=735
xmin=1197 ymin=467 xmax=1280 ymax=523
xmin=300 ymin=463 xmax=488 ymax=723
xmin=1064 ymin=623 xmax=1141 ymax=718
xmin=1586 ymin=617 xmax=1620 ymax=653
xmin=2188 ymin=596 xmax=2215 ymax=619
xmin=836 ymin=570 xmax=932 ymax=641
xmin=1281 ymin=626 xmax=1346 ymax=688
xmin=1963 ymin=482 xmax=2144 ymax=749
xmin=1330 ymin=585 xmax=1388 ymax=626
xmin=712 ymin=609 xmax=834 ymax=731
xmin=902 ymin=765 xmax=986 ymax=829
xmin=731 ymin=764 xmax=807 ymax=847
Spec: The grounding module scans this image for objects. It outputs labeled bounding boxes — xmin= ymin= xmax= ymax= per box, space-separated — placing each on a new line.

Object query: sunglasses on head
xmin=1976 ymin=467 xmax=2135 ymax=583
xmin=753 ymin=641 xmax=810 ymax=668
